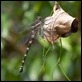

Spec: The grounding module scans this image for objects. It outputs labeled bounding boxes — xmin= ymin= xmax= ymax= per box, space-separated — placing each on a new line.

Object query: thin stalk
xmin=51 ymin=38 xmax=62 ymax=80
xmin=59 ymin=64 xmax=71 ymax=81
xmin=38 ymin=46 xmax=51 ymax=79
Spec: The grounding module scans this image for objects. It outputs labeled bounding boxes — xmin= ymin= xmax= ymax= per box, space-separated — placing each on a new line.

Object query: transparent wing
xmin=16 ymin=16 xmax=42 ymax=47
xmin=17 ymin=29 xmax=33 ymax=47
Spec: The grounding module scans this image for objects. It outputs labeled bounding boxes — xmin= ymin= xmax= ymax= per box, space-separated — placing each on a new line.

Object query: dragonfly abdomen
xmin=19 ymin=17 xmax=42 ymax=73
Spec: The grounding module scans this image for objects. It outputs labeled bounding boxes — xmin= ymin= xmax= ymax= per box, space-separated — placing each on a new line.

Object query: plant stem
xmin=59 ymin=64 xmax=71 ymax=81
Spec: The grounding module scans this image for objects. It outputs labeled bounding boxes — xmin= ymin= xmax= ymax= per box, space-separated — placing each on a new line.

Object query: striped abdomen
xmin=19 ymin=17 xmax=42 ymax=73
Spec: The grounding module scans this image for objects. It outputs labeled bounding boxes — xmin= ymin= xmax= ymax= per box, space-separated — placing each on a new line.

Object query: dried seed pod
xmin=43 ymin=3 xmax=78 ymax=44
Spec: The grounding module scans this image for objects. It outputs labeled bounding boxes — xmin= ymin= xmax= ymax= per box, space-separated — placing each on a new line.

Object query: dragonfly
xmin=19 ymin=16 xmax=42 ymax=73
xmin=19 ymin=2 xmax=78 ymax=73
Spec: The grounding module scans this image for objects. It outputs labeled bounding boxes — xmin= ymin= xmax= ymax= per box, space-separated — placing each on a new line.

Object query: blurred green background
xmin=1 ymin=1 xmax=81 ymax=81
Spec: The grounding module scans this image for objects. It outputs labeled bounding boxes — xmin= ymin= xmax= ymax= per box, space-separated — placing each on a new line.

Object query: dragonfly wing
xmin=17 ymin=30 xmax=32 ymax=47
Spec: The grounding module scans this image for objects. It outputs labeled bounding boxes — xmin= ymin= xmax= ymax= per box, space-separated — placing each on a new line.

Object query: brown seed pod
xmin=43 ymin=2 xmax=78 ymax=44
